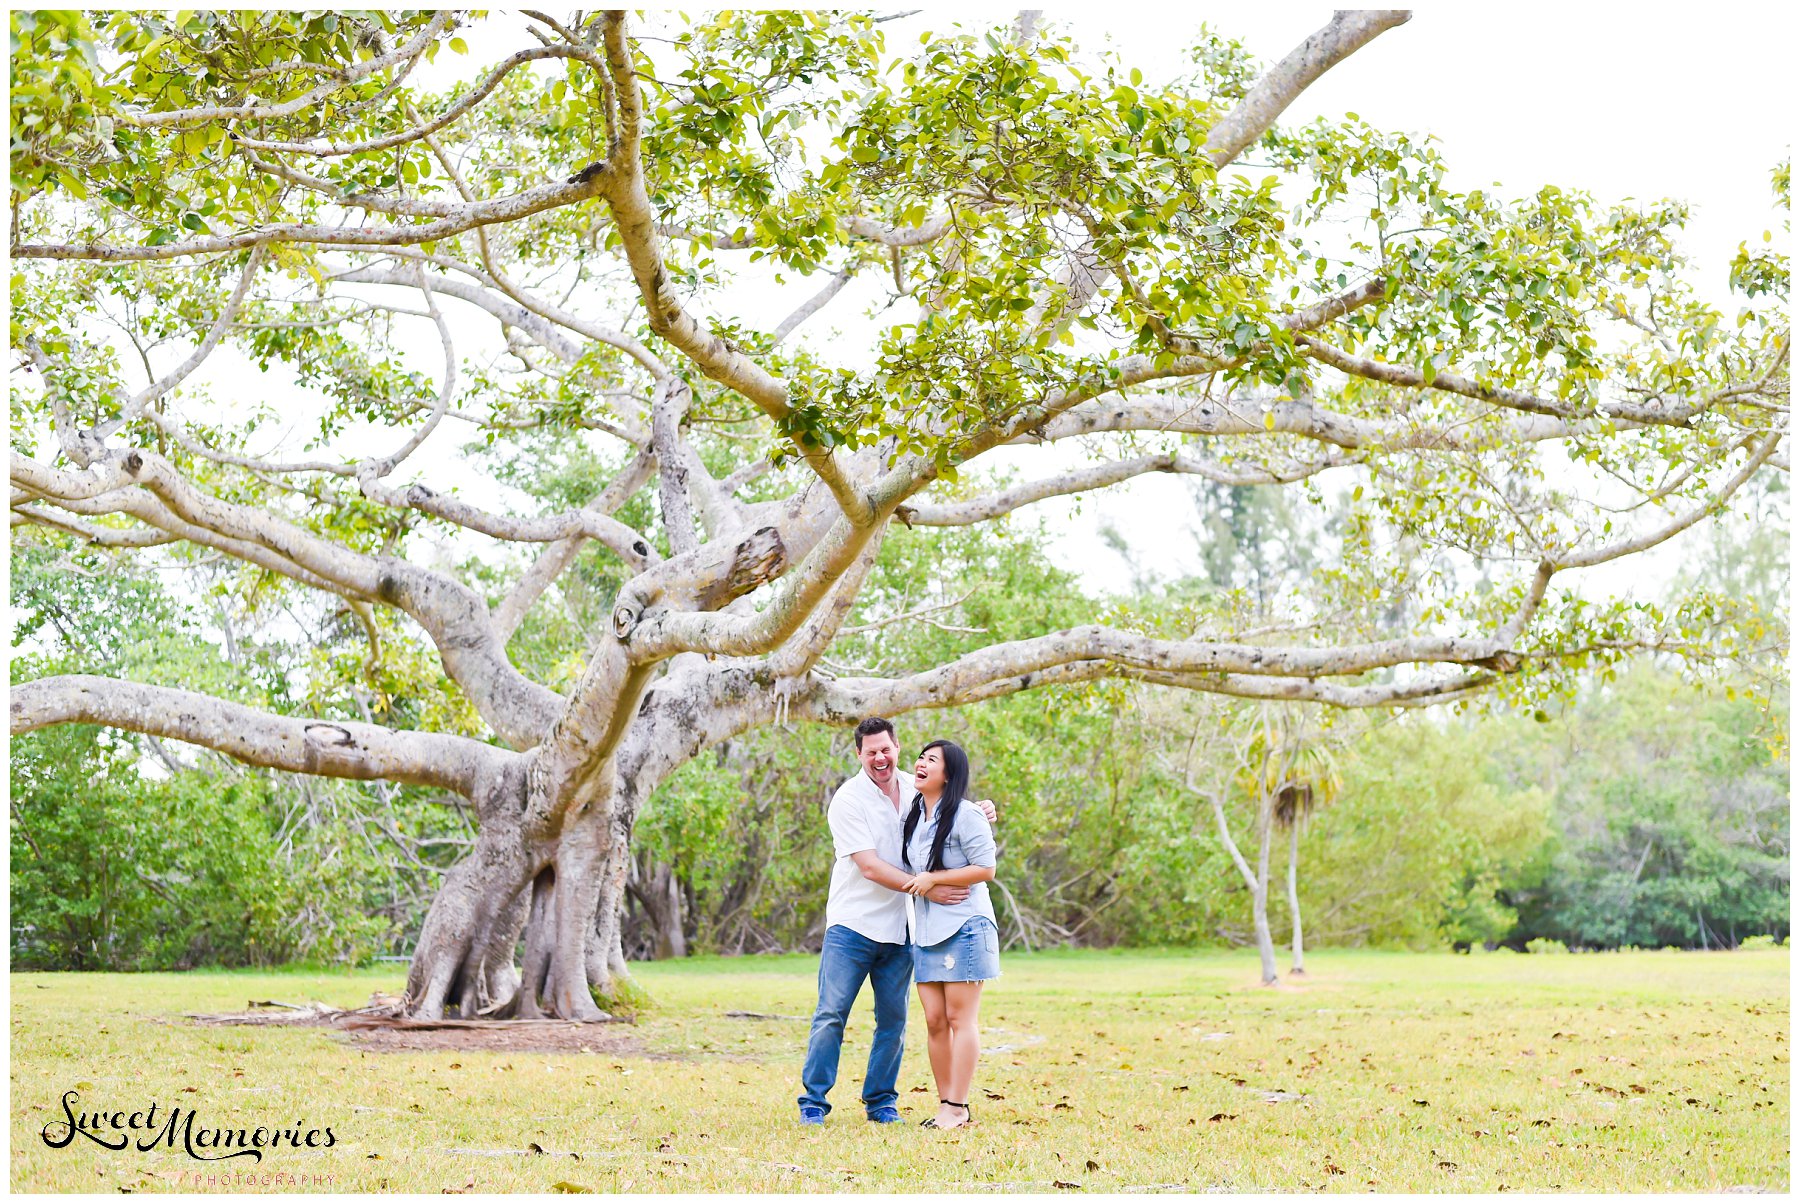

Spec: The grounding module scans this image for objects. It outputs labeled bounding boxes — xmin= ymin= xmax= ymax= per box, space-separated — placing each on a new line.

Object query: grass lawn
xmin=9 ymin=947 xmax=1788 ymax=1193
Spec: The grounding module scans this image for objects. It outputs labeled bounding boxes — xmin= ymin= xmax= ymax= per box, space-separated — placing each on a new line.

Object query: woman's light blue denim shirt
xmin=904 ymin=796 xmax=997 ymax=948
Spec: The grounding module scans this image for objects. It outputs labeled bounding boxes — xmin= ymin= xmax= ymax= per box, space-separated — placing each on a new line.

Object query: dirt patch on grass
xmin=333 ymin=1020 xmax=645 ymax=1057
xmin=184 ymin=998 xmax=647 ymax=1056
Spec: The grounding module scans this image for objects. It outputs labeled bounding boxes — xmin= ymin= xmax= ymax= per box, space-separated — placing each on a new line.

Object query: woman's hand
xmin=903 ymin=871 xmax=938 ymax=896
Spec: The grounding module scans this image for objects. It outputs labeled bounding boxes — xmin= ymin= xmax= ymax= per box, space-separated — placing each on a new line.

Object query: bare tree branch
xmin=14 ymin=171 xmax=610 ymax=262
xmin=770 ymin=268 xmax=856 ymax=347
xmin=232 ymin=45 xmax=578 ymax=157
xmin=493 ymin=450 xmax=659 ymax=643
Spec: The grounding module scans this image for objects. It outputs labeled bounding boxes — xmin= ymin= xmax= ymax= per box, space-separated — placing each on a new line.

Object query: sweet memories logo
xmin=41 ymin=1089 xmax=338 ymax=1163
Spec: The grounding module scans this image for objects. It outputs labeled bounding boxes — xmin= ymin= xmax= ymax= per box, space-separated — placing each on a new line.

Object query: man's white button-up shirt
xmin=824 ymin=769 xmax=909 ymax=945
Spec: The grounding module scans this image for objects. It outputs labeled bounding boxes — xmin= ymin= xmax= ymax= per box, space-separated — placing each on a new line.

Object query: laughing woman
xmin=900 ymin=739 xmax=999 ymax=1131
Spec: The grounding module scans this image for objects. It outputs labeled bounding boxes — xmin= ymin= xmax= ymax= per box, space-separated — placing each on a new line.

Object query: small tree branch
xmin=15 ymin=172 xmax=611 ymax=262
xmin=898 ymin=449 xmax=1350 ymax=527
xmin=770 ymin=268 xmax=856 ymax=347
xmin=10 ymin=506 xmax=177 ymax=548
xmin=1203 ymin=11 xmax=1412 ymax=168
xmin=232 ymin=45 xmax=578 ymax=157
xmin=1553 ymin=432 xmax=1780 ymax=570
xmin=492 ymin=450 xmax=659 ymax=643
xmin=97 ymin=244 xmax=266 ymax=440
xmin=118 ymin=13 xmax=458 ymax=128
xmin=1297 ymin=333 xmax=1696 ymax=427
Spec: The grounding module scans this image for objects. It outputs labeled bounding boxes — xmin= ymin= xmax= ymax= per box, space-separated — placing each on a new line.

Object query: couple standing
xmin=796 ymin=717 xmax=1001 ymax=1130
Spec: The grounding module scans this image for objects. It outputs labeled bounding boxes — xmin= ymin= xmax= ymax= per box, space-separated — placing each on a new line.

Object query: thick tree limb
xmin=652 ymin=378 xmax=699 ymax=556
xmin=10 ymin=674 xmax=511 ymax=796
xmin=792 ymin=657 xmax=1497 ymax=722
xmin=12 ymin=450 xmax=384 ymax=595
xmin=21 ymin=485 xmax=363 ymax=598
xmin=802 ymin=624 xmax=1522 ymax=697
xmin=12 ymin=449 xmax=563 ymax=747
xmin=593 ymin=13 xmax=870 ymax=524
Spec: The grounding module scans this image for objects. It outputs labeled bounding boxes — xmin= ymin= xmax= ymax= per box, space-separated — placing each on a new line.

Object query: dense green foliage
xmin=9 ymin=724 xmax=384 ymax=969
xmin=8 ymin=536 xmax=468 ymax=969
xmin=1496 ymin=668 xmax=1790 ymax=949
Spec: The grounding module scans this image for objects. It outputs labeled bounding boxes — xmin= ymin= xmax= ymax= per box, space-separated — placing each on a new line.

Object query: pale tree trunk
xmin=1207 ymin=785 xmax=1280 ymax=986
xmin=401 ymin=769 xmax=619 ymax=1022
xmin=1287 ymin=819 xmax=1305 ymax=976
xmin=1252 ymin=793 xmax=1278 ymax=985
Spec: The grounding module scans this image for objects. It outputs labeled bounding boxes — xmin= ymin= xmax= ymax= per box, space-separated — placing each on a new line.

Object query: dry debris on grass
xmin=185 ymin=994 xmax=642 ymax=1055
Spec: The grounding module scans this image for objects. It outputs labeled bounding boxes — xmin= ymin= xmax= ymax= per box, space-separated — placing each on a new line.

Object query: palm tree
xmin=1173 ymin=702 xmax=1343 ymax=984
xmin=1268 ymin=734 xmax=1343 ymax=976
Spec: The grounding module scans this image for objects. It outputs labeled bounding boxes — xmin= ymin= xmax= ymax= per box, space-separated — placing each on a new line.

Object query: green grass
xmin=10 ymin=948 xmax=1789 ymax=1192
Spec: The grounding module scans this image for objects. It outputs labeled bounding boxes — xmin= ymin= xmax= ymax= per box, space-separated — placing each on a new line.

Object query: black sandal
xmin=921 ymin=1099 xmax=974 ymax=1129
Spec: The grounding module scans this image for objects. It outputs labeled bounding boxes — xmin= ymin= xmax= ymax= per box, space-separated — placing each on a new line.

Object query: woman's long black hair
xmin=902 ymin=739 xmax=971 ymax=873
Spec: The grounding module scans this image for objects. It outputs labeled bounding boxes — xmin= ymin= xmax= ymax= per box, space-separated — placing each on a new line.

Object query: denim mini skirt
xmin=912 ymin=916 xmax=1001 ymax=982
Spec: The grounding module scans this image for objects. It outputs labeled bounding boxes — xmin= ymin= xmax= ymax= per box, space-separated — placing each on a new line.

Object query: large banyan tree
xmin=9 ymin=10 xmax=1788 ymax=1018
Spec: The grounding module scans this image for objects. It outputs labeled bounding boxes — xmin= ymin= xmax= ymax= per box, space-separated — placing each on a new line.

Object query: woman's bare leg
xmin=939 ymin=980 xmax=984 ymax=1128
xmin=915 ymin=981 xmax=952 ymax=1110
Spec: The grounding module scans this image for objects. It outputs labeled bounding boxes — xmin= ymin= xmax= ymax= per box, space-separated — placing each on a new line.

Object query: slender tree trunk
xmin=1207 ymin=786 xmax=1278 ymax=985
xmin=1253 ymin=799 xmax=1277 ymax=986
xmin=1287 ymin=820 xmax=1305 ymax=976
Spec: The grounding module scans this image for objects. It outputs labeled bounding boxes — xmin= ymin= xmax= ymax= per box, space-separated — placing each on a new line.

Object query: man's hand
xmin=924 ymin=882 xmax=970 ymax=905
xmin=973 ymin=797 xmax=998 ymax=824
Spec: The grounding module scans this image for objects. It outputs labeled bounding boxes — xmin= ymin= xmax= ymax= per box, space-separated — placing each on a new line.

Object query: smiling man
xmin=797 ymin=716 xmax=997 ymax=1124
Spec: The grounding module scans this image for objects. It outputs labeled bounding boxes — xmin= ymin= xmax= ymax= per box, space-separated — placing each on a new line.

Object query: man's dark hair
xmin=853 ymin=716 xmax=896 ymax=751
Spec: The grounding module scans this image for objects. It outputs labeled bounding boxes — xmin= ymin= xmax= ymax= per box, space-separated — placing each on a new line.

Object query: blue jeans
xmin=797 ymin=925 xmax=912 ymax=1116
